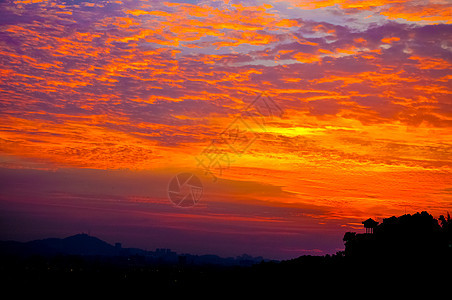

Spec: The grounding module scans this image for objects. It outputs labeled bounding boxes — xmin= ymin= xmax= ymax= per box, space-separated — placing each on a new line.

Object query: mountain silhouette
xmin=0 ymin=233 xmax=267 ymax=266
xmin=0 ymin=233 xmax=115 ymax=256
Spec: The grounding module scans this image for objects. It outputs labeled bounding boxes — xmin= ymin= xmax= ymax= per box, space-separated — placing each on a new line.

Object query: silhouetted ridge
xmin=1 ymin=233 xmax=115 ymax=256
xmin=0 ymin=234 xmax=267 ymax=266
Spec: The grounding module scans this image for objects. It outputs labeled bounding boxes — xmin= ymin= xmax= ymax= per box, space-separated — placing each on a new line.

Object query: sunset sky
xmin=1 ymin=0 xmax=451 ymax=259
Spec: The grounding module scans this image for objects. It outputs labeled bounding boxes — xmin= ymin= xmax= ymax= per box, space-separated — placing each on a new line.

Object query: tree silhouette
xmin=439 ymin=212 xmax=451 ymax=229
xmin=343 ymin=211 xmax=451 ymax=264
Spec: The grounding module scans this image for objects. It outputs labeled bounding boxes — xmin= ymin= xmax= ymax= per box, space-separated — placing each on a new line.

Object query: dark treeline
xmin=1 ymin=211 xmax=451 ymax=294
xmin=343 ymin=211 xmax=451 ymax=263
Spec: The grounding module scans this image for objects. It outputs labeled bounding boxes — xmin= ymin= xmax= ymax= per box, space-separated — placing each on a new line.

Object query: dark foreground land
xmin=1 ymin=211 xmax=451 ymax=294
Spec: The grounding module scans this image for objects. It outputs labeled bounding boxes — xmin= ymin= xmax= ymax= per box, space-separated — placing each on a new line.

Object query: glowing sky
xmin=1 ymin=0 xmax=451 ymax=259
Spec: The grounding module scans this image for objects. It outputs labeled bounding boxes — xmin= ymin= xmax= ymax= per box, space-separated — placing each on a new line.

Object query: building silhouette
xmin=362 ymin=218 xmax=378 ymax=234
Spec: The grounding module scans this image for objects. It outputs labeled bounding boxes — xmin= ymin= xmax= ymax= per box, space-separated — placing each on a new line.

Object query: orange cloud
xmin=409 ymin=56 xmax=452 ymax=70
xmin=282 ymin=0 xmax=402 ymax=10
xmin=380 ymin=2 xmax=452 ymax=24
xmin=381 ymin=36 xmax=400 ymax=43
xmin=280 ymin=0 xmax=451 ymax=24
xmin=293 ymin=52 xmax=322 ymax=63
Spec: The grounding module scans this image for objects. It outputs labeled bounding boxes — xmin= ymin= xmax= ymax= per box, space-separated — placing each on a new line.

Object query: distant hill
xmin=0 ymin=233 xmax=267 ymax=266
xmin=0 ymin=233 xmax=115 ymax=256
